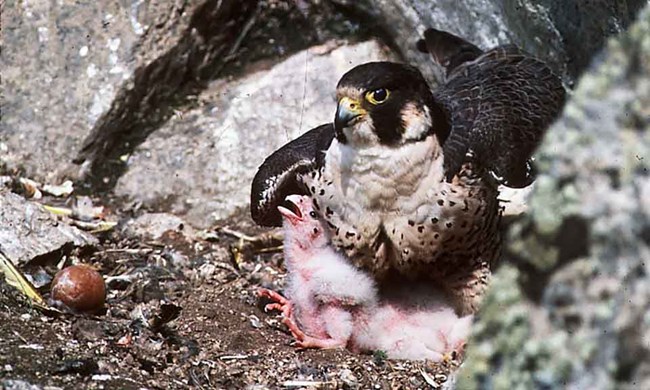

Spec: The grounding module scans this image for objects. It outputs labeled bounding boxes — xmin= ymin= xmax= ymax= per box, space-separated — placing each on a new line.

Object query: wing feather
xmin=435 ymin=45 xmax=566 ymax=187
xmin=250 ymin=123 xmax=334 ymax=226
xmin=417 ymin=28 xmax=484 ymax=76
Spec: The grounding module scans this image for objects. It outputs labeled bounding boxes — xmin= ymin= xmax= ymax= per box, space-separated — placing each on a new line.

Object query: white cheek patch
xmin=400 ymin=103 xmax=432 ymax=141
xmin=344 ymin=117 xmax=380 ymax=147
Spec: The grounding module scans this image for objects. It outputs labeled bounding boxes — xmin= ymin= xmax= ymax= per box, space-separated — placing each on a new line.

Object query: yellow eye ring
xmin=365 ymin=88 xmax=390 ymax=105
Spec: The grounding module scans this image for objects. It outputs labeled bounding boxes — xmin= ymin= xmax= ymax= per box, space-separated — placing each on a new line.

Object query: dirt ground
xmin=0 ymin=195 xmax=461 ymax=389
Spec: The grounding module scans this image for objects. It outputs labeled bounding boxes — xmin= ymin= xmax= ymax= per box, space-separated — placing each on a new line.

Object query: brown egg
xmin=51 ymin=264 xmax=106 ymax=312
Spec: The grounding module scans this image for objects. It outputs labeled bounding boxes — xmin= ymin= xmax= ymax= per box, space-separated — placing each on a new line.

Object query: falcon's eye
xmin=365 ymin=88 xmax=390 ymax=105
xmin=309 ymin=211 xmax=318 ymax=218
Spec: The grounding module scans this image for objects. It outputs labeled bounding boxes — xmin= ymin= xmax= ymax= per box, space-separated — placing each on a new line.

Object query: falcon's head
xmin=334 ymin=62 xmax=449 ymax=147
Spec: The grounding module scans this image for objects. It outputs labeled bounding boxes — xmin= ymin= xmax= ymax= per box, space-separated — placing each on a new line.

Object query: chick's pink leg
xmin=258 ymin=288 xmax=293 ymax=318
xmin=444 ymin=315 xmax=473 ymax=355
xmin=258 ymin=289 xmax=347 ymax=349
xmin=281 ymin=315 xmax=347 ymax=349
xmin=258 ymin=288 xmax=328 ymax=347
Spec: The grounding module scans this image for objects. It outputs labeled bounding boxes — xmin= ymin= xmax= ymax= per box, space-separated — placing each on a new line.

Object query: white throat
xmin=323 ymin=135 xmax=444 ymax=211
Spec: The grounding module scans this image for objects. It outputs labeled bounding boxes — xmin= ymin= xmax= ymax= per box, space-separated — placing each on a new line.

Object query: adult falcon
xmin=250 ymin=28 xmax=565 ymax=315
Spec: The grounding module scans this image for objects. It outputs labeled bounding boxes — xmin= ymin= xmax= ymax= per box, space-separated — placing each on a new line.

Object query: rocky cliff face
xmin=2 ymin=1 xmax=644 ymax=223
xmin=1 ymin=0 xmax=149 ymax=182
xmin=332 ymin=0 xmax=646 ymax=84
xmin=458 ymin=6 xmax=650 ymax=389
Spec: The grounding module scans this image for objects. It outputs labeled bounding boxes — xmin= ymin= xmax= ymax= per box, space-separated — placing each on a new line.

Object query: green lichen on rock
xmin=456 ymin=265 xmax=573 ymax=390
xmin=459 ymin=5 xmax=650 ymax=389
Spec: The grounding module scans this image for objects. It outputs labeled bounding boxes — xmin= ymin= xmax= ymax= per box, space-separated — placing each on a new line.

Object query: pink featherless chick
xmin=258 ymin=195 xmax=378 ymax=349
xmin=259 ymin=195 xmax=472 ymax=360
xmin=352 ymin=282 xmax=473 ymax=361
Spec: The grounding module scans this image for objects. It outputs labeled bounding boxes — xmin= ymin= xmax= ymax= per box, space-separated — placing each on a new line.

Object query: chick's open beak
xmin=277 ymin=195 xmax=304 ymax=224
xmin=334 ymin=97 xmax=366 ymax=133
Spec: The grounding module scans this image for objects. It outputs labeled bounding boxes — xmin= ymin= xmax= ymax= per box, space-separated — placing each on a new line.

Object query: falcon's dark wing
xmin=434 ymin=45 xmax=566 ymax=187
xmin=417 ymin=28 xmax=484 ymax=77
xmin=250 ymin=123 xmax=335 ymax=226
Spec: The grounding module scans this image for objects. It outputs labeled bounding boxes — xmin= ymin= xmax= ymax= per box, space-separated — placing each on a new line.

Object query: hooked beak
xmin=334 ymin=97 xmax=366 ymax=135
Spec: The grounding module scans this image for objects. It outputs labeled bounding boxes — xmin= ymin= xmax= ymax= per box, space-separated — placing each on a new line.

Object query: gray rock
xmin=73 ymin=1 xmax=259 ymax=188
xmin=0 ymin=0 xmax=258 ymax=184
xmin=114 ymin=40 xmax=393 ymax=228
xmin=1 ymin=379 xmax=57 ymax=390
xmin=122 ymin=213 xmax=194 ymax=240
xmin=333 ymin=0 xmax=646 ymax=84
xmin=459 ymin=5 xmax=650 ymax=389
xmin=332 ymin=0 xmax=511 ymax=84
xmin=0 ymin=0 xmax=149 ymax=182
xmin=0 ymin=191 xmax=98 ymax=265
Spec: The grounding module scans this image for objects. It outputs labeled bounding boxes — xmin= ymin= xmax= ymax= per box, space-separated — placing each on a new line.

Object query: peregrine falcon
xmin=250 ymin=28 xmax=565 ymax=315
